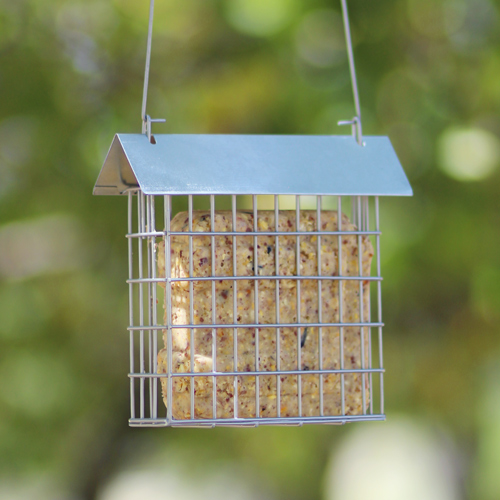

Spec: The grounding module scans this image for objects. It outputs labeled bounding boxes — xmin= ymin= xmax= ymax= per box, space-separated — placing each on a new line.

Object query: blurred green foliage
xmin=1 ymin=0 xmax=500 ymax=499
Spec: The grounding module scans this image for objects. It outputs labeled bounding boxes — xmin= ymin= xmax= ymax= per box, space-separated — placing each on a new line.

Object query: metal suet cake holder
xmin=94 ymin=0 xmax=412 ymax=428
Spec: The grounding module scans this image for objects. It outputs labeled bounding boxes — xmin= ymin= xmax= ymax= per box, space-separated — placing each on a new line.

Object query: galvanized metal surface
xmin=93 ymin=134 xmax=412 ymax=197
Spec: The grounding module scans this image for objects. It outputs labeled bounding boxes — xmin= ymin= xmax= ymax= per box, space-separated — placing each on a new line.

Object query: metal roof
xmin=93 ymin=133 xmax=412 ymax=196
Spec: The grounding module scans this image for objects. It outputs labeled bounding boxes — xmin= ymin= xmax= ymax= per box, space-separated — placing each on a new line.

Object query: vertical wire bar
xmin=274 ymin=195 xmax=281 ymax=418
xmin=365 ymin=196 xmax=373 ymax=414
xmin=138 ymin=192 xmax=145 ymax=419
xmin=296 ymin=196 xmax=302 ymax=417
xmin=375 ymin=196 xmax=384 ymax=414
xmin=150 ymin=196 xmax=158 ymax=419
xmin=232 ymin=195 xmax=238 ymax=418
xmin=189 ymin=195 xmax=195 ymax=419
xmin=210 ymin=195 xmax=217 ymax=419
xmin=164 ymin=195 xmax=173 ymax=421
xmin=253 ymin=195 xmax=260 ymax=418
xmin=338 ymin=196 xmax=345 ymax=416
xmin=317 ymin=196 xmax=324 ymax=417
xmin=357 ymin=196 xmax=366 ymax=415
xmin=128 ymin=192 xmax=135 ymax=419
xmin=146 ymin=196 xmax=153 ymax=418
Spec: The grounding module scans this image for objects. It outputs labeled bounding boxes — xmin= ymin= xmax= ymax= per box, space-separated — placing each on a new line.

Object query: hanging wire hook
xmin=141 ymin=0 xmax=165 ymax=140
xmin=140 ymin=0 xmax=361 ymax=144
xmin=338 ymin=116 xmax=362 ymax=144
xmin=337 ymin=0 xmax=364 ymax=146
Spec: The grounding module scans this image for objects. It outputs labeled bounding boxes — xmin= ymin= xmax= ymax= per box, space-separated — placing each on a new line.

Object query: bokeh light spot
xmin=438 ymin=127 xmax=500 ymax=181
xmin=295 ymin=9 xmax=345 ymax=68
xmin=0 ymin=214 xmax=86 ymax=280
xmin=224 ymin=0 xmax=297 ymax=37
xmin=407 ymin=0 xmax=458 ymax=39
xmin=448 ymin=0 xmax=499 ymax=51
xmin=325 ymin=418 xmax=461 ymax=500
xmin=99 ymin=465 xmax=275 ymax=500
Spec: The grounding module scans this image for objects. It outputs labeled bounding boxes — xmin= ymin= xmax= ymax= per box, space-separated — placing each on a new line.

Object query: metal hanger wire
xmin=338 ymin=0 xmax=363 ymax=145
xmin=140 ymin=0 xmax=363 ymax=145
xmin=141 ymin=0 xmax=165 ymax=142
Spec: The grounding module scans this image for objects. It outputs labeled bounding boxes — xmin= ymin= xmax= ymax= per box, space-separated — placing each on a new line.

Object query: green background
xmin=1 ymin=0 xmax=499 ymax=499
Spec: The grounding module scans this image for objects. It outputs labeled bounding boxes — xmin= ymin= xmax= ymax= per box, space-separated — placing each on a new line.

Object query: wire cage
xmin=93 ymin=0 xmax=412 ymax=427
xmin=94 ymin=134 xmax=412 ymax=427
xmin=133 ymin=192 xmax=380 ymax=427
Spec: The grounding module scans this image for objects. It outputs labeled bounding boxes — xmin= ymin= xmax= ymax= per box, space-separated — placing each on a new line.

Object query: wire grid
xmin=126 ymin=193 xmax=385 ymax=427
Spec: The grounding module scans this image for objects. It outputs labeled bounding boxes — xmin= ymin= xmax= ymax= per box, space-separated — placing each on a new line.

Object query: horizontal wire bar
xmin=127 ymin=275 xmax=382 ymax=284
xmin=170 ymin=230 xmax=381 ymax=236
xmin=126 ymin=229 xmax=381 ymax=238
xmin=129 ymin=367 xmax=384 ymax=378
xmin=129 ymin=414 xmax=386 ymax=427
xmin=127 ymin=230 xmax=165 ymax=238
xmin=128 ymin=321 xmax=384 ymax=330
